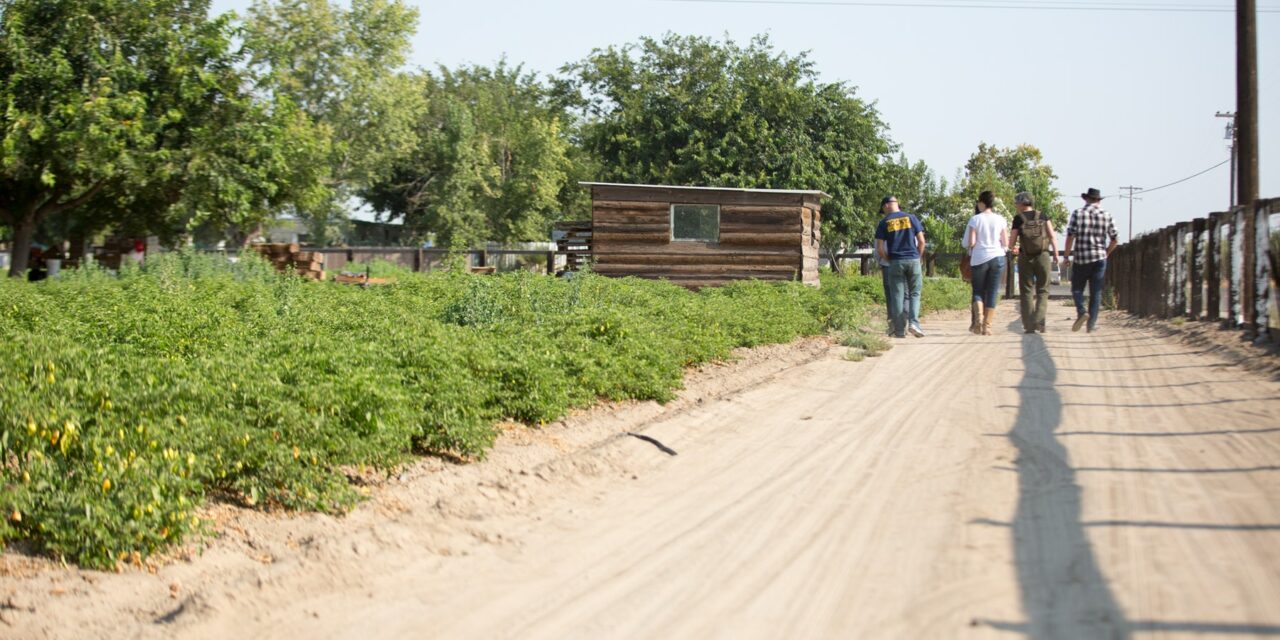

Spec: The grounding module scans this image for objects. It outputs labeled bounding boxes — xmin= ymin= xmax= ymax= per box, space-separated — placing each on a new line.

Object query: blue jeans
xmin=1071 ymin=259 xmax=1107 ymax=329
xmin=885 ymin=259 xmax=922 ymax=336
xmin=970 ymin=256 xmax=1005 ymax=308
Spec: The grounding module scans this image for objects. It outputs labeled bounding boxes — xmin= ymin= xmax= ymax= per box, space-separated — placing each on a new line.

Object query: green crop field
xmin=0 ymin=253 xmax=967 ymax=568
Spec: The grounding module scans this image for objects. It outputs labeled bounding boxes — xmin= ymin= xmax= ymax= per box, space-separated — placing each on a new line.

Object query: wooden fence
xmin=1106 ymin=197 xmax=1277 ymax=343
xmin=306 ymin=247 xmax=565 ymax=275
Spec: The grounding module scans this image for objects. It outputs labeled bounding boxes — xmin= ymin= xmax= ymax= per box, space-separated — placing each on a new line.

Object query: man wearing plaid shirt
xmin=1063 ymin=187 xmax=1119 ymax=332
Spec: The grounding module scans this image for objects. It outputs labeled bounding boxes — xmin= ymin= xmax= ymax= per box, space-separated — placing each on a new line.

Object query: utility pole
xmin=1236 ymin=1 xmax=1258 ymax=203
xmin=1236 ymin=0 xmax=1258 ymax=333
xmin=1117 ymin=186 xmax=1143 ymax=242
xmin=1215 ymin=111 xmax=1237 ymax=208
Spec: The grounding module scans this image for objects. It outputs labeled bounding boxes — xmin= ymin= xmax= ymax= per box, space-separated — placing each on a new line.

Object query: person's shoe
xmin=982 ymin=308 xmax=996 ymax=335
xmin=908 ymin=323 xmax=925 ymax=338
xmin=1072 ymin=313 xmax=1089 ymax=332
xmin=1087 ymin=323 xmax=1098 ymax=333
xmin=894 ymin=333 xmax=907 ymax=339
xmin=1024 ymin=329 xmax=1036 ymax=334
xmin=1037 ymin=320 xmax=1046 ymax=333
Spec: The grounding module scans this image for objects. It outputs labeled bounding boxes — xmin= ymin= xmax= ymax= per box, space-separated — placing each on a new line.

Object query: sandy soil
xmin=3 ymin=309 xmax=1279 ymax=639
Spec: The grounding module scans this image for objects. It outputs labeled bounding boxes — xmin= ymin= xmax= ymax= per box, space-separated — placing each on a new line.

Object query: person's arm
xmin=1009 ymin=228 xmax=1020 ymax=255
xmin=1105 ymin=216 xmax=1119 ymax=258
xmin=877 ymin=239 xmax=888 ymax=263
xmin=1000 ymin=225 xmax=1008 ymax=251
xmin=966 ymin=226 xmax=977 ymax=254
xmin=1046 ymin=219 xmax=1060 ymax=263
xmin=915 ymin=232 xmax=926 ymax=259
xmin=1063 ymin=235 xmax=1075 ymax=266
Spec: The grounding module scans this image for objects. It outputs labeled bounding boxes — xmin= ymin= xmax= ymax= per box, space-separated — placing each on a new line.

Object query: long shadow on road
xmin=977 ymin=333 xmax=1280 ymax=638
xmin=1000 ymin=332 xmax=1129 ymax=639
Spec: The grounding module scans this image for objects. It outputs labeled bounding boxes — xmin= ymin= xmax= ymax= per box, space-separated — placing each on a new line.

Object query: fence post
xmin=476 ymin=249 xmax=487 ymax=268
xmin=546 ymin=251 xmax=555 ymax=276
xmin=1254 ymin=202 xmax=1272 ymax=341
xmin=1190 ymin=218 xmax=1205 ymax=319
xmin=1229 ymin=209 xmax=1244 ymax=326
xmin=860 ymin=256 xmax=870 ymax=276
xmin=414 ymin=248 xmax=423 ymax=273
xmin=1154 ymin=231 xmax=1165 ymax=316
xmin=1206 ymin=213 xmax=1221 ymax=321
xmin=1175 ymin=222 xmax=1189 ymax=317
xmin=1242 ymin=202 xmax=1257 ymax=336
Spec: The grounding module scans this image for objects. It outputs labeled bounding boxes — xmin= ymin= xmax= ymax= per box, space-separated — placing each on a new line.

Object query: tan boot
xmin=970 ymin=300 xmax=984 ymax=335
xmin=982 ymin=307 xmax=996 ymax=335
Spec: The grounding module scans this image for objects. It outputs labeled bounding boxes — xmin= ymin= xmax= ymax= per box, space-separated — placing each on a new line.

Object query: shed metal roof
xmin=580 ymin=182 xmax=830 ymax=199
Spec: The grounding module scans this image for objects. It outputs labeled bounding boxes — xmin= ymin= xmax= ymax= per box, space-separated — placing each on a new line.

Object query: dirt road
xmin=4 ymin=311 xmax=1279 ymax=639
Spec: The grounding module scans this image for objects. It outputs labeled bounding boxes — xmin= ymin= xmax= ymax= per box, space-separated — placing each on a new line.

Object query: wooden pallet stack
xmin=553 ymin=220 xmax=593 ymax=272
xmin=252 ymin=243 xmax=325 ymax=280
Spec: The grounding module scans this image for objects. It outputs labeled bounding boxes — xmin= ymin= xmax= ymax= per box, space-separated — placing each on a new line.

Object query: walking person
xmin=1009 ymin=191 xmax=1060 ymax=333
xmin=1063 ymin=187 xmax=1118 ymax=332
xmin=874 ymin=196 xmax=926 ymax=338
xmin=877 ymin=200 xmax=912 ymax=336
xmin=964 ymin=191 xmax=1008 ymax=335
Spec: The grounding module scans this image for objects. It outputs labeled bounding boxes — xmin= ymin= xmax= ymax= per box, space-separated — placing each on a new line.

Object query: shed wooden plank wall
xmin=589 ymin=185 xmax=822 ymax=288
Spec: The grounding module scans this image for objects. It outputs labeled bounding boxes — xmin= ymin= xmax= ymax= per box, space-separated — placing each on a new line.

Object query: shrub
xmin=0 ymin=256 xmax=965 ymax=567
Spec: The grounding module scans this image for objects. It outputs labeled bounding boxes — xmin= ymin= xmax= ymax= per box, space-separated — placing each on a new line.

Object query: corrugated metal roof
xmin=580 ymin=182 xmax=830 ymax=198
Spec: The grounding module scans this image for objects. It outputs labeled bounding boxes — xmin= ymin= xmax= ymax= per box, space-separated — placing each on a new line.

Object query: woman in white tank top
xmin=964 ymin=191 xmax=1008 ymax=335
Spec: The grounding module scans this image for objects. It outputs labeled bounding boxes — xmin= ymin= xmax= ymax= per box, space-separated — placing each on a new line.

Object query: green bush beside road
xmin=0 ymin=254 xmax=966 ymax=568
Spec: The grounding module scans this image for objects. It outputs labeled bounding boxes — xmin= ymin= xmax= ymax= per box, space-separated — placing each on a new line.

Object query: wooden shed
xmin=584 ymin=182 xmax=827 ymax=288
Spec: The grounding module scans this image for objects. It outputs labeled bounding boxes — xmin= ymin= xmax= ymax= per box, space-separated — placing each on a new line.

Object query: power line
xmin=656 ymin=0 xmax=1280 ymax=13
xmin=1136 ymin=158 xmax=1231 ymax=195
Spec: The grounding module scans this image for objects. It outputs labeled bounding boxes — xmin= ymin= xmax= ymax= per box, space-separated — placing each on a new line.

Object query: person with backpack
xmin=1009 ymin=191 xmax=1060 ymax=333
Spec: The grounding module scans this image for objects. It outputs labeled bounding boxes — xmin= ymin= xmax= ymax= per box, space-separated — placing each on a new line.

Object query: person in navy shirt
xmin=875 ymin=196 xmax=927 ymax=338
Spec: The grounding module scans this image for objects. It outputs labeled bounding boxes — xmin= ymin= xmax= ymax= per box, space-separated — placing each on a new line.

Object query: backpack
xmin=1020 ymin=210 xmax=1049 ymax=256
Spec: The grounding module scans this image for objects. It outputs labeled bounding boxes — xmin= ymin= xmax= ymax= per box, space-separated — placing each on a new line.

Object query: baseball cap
xmin=880 ymin=196 xmax=897 ymax=206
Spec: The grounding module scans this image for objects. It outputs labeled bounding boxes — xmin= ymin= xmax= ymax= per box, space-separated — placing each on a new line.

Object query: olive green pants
xmin=1018 ymin=252 xmax=1051 ymax=332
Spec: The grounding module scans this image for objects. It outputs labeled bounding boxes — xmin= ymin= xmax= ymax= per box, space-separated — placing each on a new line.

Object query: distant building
xmin=583 ymin=182 xmax=827 ymax=288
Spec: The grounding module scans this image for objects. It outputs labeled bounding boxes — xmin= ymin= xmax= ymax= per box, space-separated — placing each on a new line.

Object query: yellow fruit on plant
xmin=10 ymin=510 xmax=20 ymax=522
xmin=102 ymin=478 xmax=112 ymax=492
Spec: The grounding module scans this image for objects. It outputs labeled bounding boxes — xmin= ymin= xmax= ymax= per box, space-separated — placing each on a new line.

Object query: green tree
xmin=363 ymin=63 xmax=575 ymax=248
xmin=243 ymin=0 xmax=423 ymax=245
xmin=959 ymin=143 xmax=1068 ymax=226
xmin=1 ymin=0 xmax=251 ymax=274
xmin=558 ymin=34 xmax=896 ymax=259
xmin=882 ymin=156 xmax=965 ymax=265
xmin=0 ymin=0 xmax=329 ymax=275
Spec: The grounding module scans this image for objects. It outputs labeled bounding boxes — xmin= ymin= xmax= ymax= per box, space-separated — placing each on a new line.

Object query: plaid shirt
xmin=1067 ymin=203 xmax=1118 ymax=264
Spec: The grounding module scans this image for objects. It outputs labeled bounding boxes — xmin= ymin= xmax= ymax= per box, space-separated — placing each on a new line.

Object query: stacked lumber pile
xmin=252 ymin=243 xmax=325 ymax=280
xmin=553 ymin=220 xmax=593 ymax=271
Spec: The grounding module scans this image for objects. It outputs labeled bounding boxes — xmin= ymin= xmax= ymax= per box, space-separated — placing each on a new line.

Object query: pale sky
xmin=212 ymin=0 xmax=1278 ymax=237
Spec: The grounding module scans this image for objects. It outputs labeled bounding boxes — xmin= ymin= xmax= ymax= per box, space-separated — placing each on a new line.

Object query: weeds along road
xmin=8 ymin=311 xmax=1280 ymax=639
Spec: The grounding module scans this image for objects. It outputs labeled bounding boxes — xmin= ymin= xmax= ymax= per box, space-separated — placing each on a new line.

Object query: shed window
xmin=671 ymin=204 xmax=719 ymax=242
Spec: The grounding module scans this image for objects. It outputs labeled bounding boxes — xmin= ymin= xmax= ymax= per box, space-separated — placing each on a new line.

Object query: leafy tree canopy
xmin=0 ymin=0 xmax=320 ymax=275
xmin=558 ymin=33 xmax=898 ymax=250
xmin=959 ymin=142 xmax=1068 ymax=227
xmin=243 ymin=0 xmax=423 ymax=245
xmin=362 ymin=62 xmax=575 ymax=248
